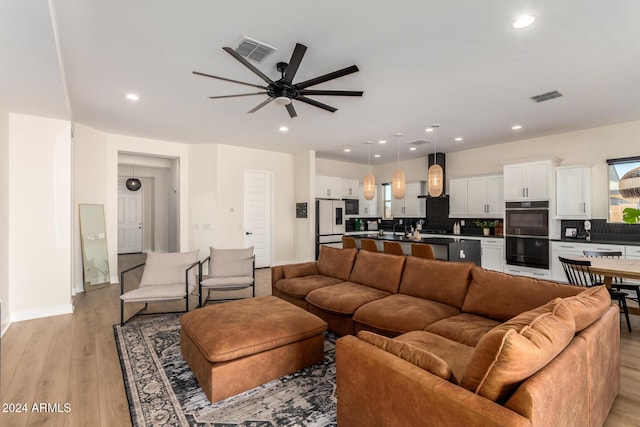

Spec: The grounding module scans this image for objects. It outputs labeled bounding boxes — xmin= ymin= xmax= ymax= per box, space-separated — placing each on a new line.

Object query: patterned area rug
xmin=113 ymin=314 xmax=337 ymax=427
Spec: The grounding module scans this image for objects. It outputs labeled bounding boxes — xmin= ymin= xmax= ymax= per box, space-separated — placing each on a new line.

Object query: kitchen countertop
xmin=551 ymin=238 xmax=640 ymax=247
xmin=349 ymin=233 xmax=478 ymax=245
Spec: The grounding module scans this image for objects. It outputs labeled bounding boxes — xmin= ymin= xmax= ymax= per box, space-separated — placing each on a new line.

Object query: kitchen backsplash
xmin=561 ymin=219 xmax=640 ymax=242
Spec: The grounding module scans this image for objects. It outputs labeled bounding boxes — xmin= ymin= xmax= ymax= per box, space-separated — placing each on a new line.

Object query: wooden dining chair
xmin=411 ymin=243 xmax=435 ymax=260
xmin=558 ymin=256 xmax=631 ymax=332
xmin=342 ymin=237 xmax=357 ymax=249
xmin=383 ymin=241 xmax=404 ymax=256
xmin=360 ymin=239 xmax=378 ymax=252
xmin=583 ymin=250 xmax=640 ymax=305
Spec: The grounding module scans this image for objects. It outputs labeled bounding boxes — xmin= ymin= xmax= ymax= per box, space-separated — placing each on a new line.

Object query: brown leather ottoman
xmin=180 ymin=295 xmax=328 ymax=403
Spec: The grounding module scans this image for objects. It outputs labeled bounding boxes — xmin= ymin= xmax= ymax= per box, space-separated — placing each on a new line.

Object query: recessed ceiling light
xmin=374 ymin=154 xmax=381 ymax=158
xmin=512 ymin=125 xmax=522 ymax=130
xmin=454 ymin=137 xmax=463 ymax=142
xmin=378 ymin=140 xmax=387 ymax=144
xmin=513 ymin=15 xmax=536 ymax=29
xmin=279 ymin=126 xmax=289 ymax=132
xmin=125 ymin=93 xmax=140 ymax=101
xmin=409 ymin=147 xmax=417 ymax=151
xmin=344 ymin=147 xmax=351 ymax=152
xmin=425 ymin=127 xmax=434 ymax=133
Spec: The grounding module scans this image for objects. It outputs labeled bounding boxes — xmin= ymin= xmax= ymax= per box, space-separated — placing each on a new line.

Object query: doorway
xmin=244 ymin=170 xmax=272 ymax=268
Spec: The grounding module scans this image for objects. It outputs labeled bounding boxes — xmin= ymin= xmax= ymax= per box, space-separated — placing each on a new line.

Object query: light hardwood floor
xmin=1 ymin=259 xmax=639 ymax=426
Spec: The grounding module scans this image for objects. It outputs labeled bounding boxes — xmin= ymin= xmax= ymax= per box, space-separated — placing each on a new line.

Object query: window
xmin=607 ymin=156 xmax=640 ymax=222
xmin=382 ymin=183 xmax=392 ymax=219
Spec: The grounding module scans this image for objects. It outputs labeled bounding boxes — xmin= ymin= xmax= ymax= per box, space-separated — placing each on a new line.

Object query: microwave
xmin=344 ymin=198 xmax=359 ymax=215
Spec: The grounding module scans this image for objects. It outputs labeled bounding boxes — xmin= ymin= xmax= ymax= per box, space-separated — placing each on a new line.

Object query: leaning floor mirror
xmin=79 ymin=204 xmax=111 ymax=290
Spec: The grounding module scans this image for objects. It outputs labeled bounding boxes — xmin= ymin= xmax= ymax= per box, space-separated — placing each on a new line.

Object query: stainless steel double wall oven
xmin=505 ymin=201 xmax=550 ymax=269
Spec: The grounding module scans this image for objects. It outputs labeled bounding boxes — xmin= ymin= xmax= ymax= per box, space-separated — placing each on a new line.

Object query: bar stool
xmin=411 ymin=243 xmax=435 ymax=260
xmin=360 ymin=239 xmax=378 ymax=252
xmin=383 ymin=241 xmax=404 ymax=256
xmin=342 ymin=236 xmax=357 ymax=249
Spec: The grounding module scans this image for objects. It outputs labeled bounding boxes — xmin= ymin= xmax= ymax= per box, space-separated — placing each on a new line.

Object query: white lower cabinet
xmin=480 ymin=238 xmax=504 ymax=272
xmin=550 ymin=241 xmax=626 ymax=282
xmin=503 ymin=265 xmax=552 ymax=280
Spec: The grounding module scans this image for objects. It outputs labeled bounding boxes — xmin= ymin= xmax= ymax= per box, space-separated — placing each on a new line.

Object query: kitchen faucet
xmin=393 ymin=222 xmax=406 ymax=236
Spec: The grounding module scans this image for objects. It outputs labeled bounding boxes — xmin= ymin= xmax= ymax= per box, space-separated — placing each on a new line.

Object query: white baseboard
xmin=10 ymin=304 xmax=74 ymax=323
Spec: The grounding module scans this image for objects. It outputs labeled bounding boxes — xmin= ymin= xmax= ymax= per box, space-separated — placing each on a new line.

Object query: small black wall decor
xmin=296 ymin=202 xmax=308 ymax=218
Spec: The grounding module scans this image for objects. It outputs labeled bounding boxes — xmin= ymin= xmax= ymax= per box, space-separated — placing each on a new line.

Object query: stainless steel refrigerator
xmin=316 ymin=199 xmax=345 ymax=259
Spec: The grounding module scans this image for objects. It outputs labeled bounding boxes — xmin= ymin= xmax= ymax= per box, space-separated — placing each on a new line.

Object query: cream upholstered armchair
xmin=119 ymin=250 xmax=199 ymax=325
xmin=199 ymin=246 xmax=255 ymax=306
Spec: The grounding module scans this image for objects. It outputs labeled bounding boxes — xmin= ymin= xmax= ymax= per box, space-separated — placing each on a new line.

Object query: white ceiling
xmin=2 ymin=1 xmax=640 ymax=164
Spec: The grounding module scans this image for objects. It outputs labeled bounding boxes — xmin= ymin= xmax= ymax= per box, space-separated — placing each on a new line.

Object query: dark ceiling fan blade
xmin=298 ymin=89 xmax=363 ymax=97
xmin=247 ymin=97 xmax=274 ymax=113
xmin=223 ymin=47 xmax=274 ymax=84
xmin=283 ymin=43 xmax=307 ymax=83
xmin=193 ymin=71 xmax=268 ymax=89
xmin=208 ymin=92 xmax=267 ymax=99
xmin=294 ymin=65 xmax=359 ymax=89
xmin=286 ymin=103 xmax=298 ymax=118
xmin=295 ymin=96 xmax=337 ymax=113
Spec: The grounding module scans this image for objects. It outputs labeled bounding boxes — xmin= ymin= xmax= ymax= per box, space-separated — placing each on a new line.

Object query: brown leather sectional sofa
xmin=271 ymin=246 xmax=620 ymax=427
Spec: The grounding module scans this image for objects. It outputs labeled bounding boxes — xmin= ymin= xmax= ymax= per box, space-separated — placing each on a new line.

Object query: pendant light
xmin=427 ymin=124 xmax=443 ymax=197
xmin=392 ymin=133 xmax=405 ymax=199
xmin=126 ymin=165 xmax=142 ymax=192
xmin=363 ymin=141 xmax=376 ymax=200
xmin=619 ymin=166 xmax=640 ymax=201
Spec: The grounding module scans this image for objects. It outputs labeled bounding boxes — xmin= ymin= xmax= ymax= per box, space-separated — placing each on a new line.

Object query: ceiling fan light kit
xmin=194 ymin=43 xmax=363 ymax=118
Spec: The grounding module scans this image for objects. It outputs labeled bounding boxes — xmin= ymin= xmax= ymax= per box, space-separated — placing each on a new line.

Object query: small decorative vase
xmin=483 ymin=228 xmax=490 ymax=236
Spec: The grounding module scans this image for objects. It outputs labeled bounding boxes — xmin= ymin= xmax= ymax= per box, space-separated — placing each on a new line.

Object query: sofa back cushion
xmin=562 ymin=285 xmax=611 ymax=332
xmin=317 ymin=246 xmax=358 ymax=281
xmin=462 ymin=266 xmax=583 ymax=321
xmin=399 ymin=257 xmax=473 ymax=309
xmin=282 ymin=262 xmax=318 ymax=279
xmin=460 ymin=298 xmax=575 ymax=403
xmin=357 ymin=331 xmax=457 ymax=384
xmin=349 ymin=250 xmax=406 ymax=293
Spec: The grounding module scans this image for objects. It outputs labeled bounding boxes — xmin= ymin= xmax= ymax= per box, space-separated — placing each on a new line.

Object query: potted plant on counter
xmin=623 ymin=207 xmax=640 ymax=224
xmin=474 ymin=220 xmax=498 ymax=236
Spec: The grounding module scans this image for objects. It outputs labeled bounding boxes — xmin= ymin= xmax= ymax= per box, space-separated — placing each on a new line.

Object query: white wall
xmin=9 ymin=114 xmax=72 ymax=321
xmin=446 ymin=120 xmax=640 ymax=218
xmin=188 ymin=143 xmax=296 ymax=264
xmin=316 ymin=158 xmax=370 ymax=180
xmin=0 ymin=107 xmax=10 ymax=333
xmin=294 ymin=151 xmax=316 ymax=262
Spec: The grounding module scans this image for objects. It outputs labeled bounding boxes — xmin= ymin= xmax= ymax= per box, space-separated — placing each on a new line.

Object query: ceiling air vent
xmin=234 ymin=36 xmax=277 ymax=62
xmin=406 ymin=139 xmax=431 ymax=147
xmin=530 ymin=90 xmax=563 ymax=103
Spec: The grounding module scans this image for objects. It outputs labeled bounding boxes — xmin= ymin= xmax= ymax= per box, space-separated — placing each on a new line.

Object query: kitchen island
xmin=350 ymin=233 xmax=481 ymax=265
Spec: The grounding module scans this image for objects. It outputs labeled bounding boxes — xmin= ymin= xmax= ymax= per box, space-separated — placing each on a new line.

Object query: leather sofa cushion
xmin=393 ymin=331 xmax=475 ymax=382
xmin=462 ymin=266 xmax=583 ymax=322
xmin=353 ymin=294 xmax=460 ymax=335
xmin=282 ymin=262 xmax=318 ymax=279
xmin=348 ymin=250 xmax=406 ymax=293
xmin=275 ymin=275 xmax=344 ymax=298
xmin=357 ymin=331 xmax=457 ymax=383
xmin=399 ymin=257 xmax=473 ymax=309
xmin=425 ymin=313 xmax=501 ymax=347
xmin=317 ymin=246 xmax=357 ymax=281
xmin=306 ymin=282 xmax=391 ymax=315
xmin=461 ymin=298 xmax=576 ymax=403
xmin=562 ymin=285 xmax=611 ymax=332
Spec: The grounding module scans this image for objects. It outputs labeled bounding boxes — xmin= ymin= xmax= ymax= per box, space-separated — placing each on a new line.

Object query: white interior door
xmin=118 ymin=183 xmax=143 ymax=254
xmin=244 ymin=171 xmax=271 ymax=268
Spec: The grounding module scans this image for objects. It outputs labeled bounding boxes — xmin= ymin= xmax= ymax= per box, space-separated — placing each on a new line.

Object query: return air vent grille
xmin=530 ymin=90 xmax=563 ymax=103
xmin=406 ymin=139 xmax=431 ymax=146
xmin=235 ymin=36 xmax=277 ymax=62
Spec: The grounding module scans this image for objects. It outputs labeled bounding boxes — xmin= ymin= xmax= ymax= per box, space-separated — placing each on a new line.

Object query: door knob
xmin=245 ymin=232 xmax=253 ymax=235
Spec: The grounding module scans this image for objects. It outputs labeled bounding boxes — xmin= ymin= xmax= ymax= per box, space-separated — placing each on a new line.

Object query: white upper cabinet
xmin=556 ymin=166 xmax=591 ymax=219
xmin=341 ymin=178 xmax=360 ymax=199
xmin=315 ymin=175 xmax=342 ymax=199
xmin=391 ymin=182 xmax=425 ymax=217
xmin=448 ymin=178 xmax=468 ymax=217
xmin=449 ymin=175 xmax=503 ymax=218
xmin=503 ymin=160 xmax=554 ymax=201
xmin=359 ymin=184 xmax=377 ymax=216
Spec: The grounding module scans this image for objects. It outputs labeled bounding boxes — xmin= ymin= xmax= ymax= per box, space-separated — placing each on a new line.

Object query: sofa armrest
xmin=336 ymin=335 xmax=532 ymax=427
xmin=271 ymin=262 xmax=318 ymax=288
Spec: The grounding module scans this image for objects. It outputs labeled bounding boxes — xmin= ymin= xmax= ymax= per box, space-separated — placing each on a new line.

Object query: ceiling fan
xmin=193 ymin=43 xmax=363 ymax=118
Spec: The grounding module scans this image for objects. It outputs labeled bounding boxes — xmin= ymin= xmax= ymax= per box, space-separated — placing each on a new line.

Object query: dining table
xmin=570 ymin=256 xmax=640 ymax=315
